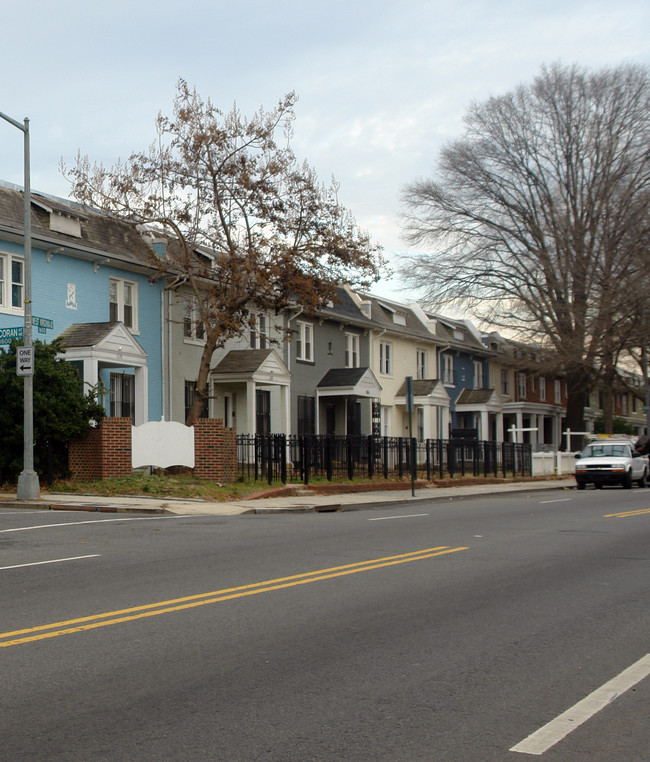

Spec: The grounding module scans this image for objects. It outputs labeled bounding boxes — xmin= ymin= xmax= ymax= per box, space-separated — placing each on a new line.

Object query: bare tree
xmin=65 ymin=80 xmax=382 ymax=423
xmin=401 ymin=63 xmax=650 ymax=431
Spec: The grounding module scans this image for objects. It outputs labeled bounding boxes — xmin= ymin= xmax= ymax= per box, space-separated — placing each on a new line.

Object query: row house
xmin=484 ymin=334 xmax=568 ymax=447
xmin=0 ymin=182 xmax=164 ymax=425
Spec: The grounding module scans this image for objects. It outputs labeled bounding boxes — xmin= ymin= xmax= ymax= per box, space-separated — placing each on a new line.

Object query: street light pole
xmin=0 ymin=110 xmax=39 ymax=499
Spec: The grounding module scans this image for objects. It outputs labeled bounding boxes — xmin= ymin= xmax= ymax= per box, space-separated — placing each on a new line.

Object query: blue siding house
xmin=0 ymin=181 xmax=164 ymax=424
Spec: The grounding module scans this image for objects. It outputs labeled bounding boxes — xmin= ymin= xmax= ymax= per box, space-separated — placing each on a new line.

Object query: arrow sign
xmin=16 ymin=346 xmax=34 ymax=377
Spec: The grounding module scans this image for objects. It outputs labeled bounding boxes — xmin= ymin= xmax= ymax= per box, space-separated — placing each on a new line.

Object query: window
xmin=554 ymin=379 xmax=562 ymax=403
xmin=379 ymin=341 xmax=392 ymax=375
xmin=345 ymin=333 xmax=360 ymax=368
xmin=501 ymin=369 xmax=509 ymax=395
xmin=296 ymin=321 xmax=313 ymax=362
xmin=473 ymin=360 xmax=483 ymax=389
xmin=0 ymin=253 xmax=24 ymax=312
xmin=518 ymin=372 xmax=527 ymax=399
xmin=539 ymin=376 xmax=546 ymax=401
xmin=249 ymin=313 xmax=268 ymax=349
xmin=416 ymin=349 xmax=426 ymax=379
xmin=110 ymin=373 xmax=135 ymax=423
xmin=442 ymin=354 xmax=454 ymax=385
xmin=183 ymin=300 xmax=205 ymax=342
xmin=109 ymin=278 xmax=137 ymax=330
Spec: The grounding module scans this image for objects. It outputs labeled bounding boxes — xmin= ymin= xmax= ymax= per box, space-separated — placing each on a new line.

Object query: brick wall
xmin=69 ymin=418 xmax=237 ymax=483
xmin=193 ymin=419 xmax=237 ymax=482
xmin=69 ymin=418 xmax=132 ymax=481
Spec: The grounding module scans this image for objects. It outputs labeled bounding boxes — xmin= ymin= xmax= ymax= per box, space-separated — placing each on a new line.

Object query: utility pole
xmin=0 ymin=110 xmax=39 ymax=499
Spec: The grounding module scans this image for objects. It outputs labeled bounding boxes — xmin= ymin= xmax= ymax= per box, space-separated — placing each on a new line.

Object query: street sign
xmin=0 ymin=326 xmax=23 ymax=344
xmin=16 ymin=346 xmax=34 ymax=376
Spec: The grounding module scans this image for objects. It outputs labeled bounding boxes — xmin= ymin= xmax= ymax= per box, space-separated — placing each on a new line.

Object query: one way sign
xmin=16 ymin=346 xmax=34 ymax=376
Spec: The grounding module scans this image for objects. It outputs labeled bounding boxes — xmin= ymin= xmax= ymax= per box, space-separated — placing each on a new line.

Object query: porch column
xmin=134 ymin=365 xmax=148 ymax=425
xmin=480 ymin=410 xmax=489 ymax=441
xmin=82 ymin=358 xmax=98 ymax=391
xmin=246 ymin=380 xmax=256 ymax=435
xmin=282 ymin=384 xmax=290 ymax=436
xmin=496 ymin=411 xmax=504 ymax=442
xmin=515 ymin=411 xmax=524 ymax=442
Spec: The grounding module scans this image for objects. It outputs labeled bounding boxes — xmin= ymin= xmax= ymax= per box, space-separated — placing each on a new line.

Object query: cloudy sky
xmin=1 ymin=0 xmax=648 ymax=300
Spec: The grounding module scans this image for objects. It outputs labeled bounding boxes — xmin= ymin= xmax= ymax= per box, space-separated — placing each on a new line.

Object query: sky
xmin=1 ymin=0 xmax=648 ymax=302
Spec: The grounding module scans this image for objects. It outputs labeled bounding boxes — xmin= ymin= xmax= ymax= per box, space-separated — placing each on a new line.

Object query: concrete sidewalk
xmin=0 ymin=478 xmax=576 ymax=516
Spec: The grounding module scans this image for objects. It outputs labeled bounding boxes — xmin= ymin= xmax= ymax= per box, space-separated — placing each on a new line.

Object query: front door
xmin=256 ymin=389 xmax=271 ymax=435
xmin=346 ymin=398 xmax=361 ymax=436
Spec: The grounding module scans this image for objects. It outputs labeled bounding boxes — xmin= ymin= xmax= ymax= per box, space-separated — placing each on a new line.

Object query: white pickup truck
xmin=574 ymin=439 xmax=649 ymax=490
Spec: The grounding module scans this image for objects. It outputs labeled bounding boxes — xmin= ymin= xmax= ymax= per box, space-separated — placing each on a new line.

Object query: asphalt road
xmin=1 ymin=487 xmax=649 ymax=761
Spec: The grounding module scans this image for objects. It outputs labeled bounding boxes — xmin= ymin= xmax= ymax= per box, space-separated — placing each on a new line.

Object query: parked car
xmin=574 ymin=440 xmax=648 ymax=489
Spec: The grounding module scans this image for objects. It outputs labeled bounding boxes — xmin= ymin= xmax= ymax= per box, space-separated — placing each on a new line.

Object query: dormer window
xmin=31 ymin=197 xmax=84 ymax=238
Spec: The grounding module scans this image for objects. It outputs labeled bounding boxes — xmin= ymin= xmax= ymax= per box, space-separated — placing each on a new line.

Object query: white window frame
xmin=109 ymin=277 xmax=138 ymax=331
xmin=379 ymin=341 xmax=392 ymax=375
xmin=473 ymin=360 xmax=483 ymax=390
xmin=296 ymin=321 xmax=313 ymax=362
xmin=554 ymin=379 xmax=562 ymax=403
xmin=0 ymin=251 xmax=24 ymax=315
xmin=345 ymin=333 xmax=360 ymax=368
xmin=442 ymin=354 xmax=454 ymax=385
xmin=539 ymin=376 xmax=546 ymax=401
xmin=183 ymin=299 xmax=205 ymax=343
xmin=518 ymin=372 xmax=527 ymax=399
xmin=501 ymin=369 xmax=509 ymax=396
xmin=249 ymin=312 xmax=268 ymax=349
xmin=416 ymin=349 xmax=426 ymax=380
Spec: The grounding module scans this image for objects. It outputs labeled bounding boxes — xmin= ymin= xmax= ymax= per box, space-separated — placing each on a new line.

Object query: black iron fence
xmin=237 ymin=434 xmax=532 ymax=485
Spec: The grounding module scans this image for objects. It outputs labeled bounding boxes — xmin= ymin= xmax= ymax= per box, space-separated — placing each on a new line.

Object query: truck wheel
xmin=638 ymin=469 xmax=647 ymax=488
xmin=576 ymin=481 xmax=586 ymax=490
xmin=623 ymin=471 xmax=633 ymax=489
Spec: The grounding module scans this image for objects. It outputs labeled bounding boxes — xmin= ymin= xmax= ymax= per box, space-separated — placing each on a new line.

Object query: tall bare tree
xmin=65 ymin=80 xmax=382 ymax=423
xmin=401 ymin=63 xmax=650 ymax=432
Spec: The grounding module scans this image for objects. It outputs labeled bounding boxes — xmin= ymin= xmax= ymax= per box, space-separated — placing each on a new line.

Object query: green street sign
xmin=0 ymin=326 xmax=23 ymax=344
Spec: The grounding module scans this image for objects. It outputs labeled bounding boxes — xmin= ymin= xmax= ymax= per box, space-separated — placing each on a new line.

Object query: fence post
xmin=368 ymin=436 xmax=374 ymax=480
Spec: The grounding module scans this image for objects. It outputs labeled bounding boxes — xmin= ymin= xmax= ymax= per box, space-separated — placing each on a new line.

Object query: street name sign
xmin=16 ymin=346 xmax=34 ymax=376
xmin=0 ymin=327 xmax=23 ymax=344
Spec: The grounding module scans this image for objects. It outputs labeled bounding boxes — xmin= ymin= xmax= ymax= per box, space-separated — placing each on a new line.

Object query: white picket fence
xmin=532 ymin=451 xmax=577 ymax=476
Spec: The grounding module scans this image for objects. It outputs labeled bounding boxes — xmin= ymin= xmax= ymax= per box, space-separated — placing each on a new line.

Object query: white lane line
xmin=0 ymin=554 xmax=101 ymax=571
xmin=368 ymin=513 xmax=429 ymax=521
xmin=0 ymin=515 xmax=185 ymax=534
xmin=539 ymin=499 xmax=571 ymax=504
xmin=510 ymin=654 xmax=650 ymax=755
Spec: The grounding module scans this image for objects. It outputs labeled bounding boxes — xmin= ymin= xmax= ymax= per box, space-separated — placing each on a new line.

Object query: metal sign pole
xmin=0 ymin=111 xmax=39 ymax=499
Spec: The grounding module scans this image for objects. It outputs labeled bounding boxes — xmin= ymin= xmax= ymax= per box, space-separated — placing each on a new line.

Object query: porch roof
xmin=317 ymin=367 xmax=382 ymax=398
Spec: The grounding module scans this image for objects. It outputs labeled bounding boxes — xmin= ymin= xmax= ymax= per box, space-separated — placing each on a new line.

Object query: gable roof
xmin=317 ymin=366 xmax=382 ymax=397
xmin=211 ymin=349 xmax=290 ymax=385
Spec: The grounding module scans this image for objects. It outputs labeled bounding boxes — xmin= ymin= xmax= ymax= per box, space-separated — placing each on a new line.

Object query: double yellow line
xmin=1 ymin=545 xmax=468 ymax=648
xmin=604 ymin=507 xmax=650 ymax=518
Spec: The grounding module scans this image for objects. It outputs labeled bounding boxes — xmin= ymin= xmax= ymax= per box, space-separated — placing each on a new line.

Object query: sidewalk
xmin=0 ymin=478 xmax=576 ymax=516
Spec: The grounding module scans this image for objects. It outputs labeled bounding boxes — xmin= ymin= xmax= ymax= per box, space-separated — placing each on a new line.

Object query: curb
xmin=241 ymin=482 xmax=575 ymax=514
xmin=0 ymin=501 xmax=168 ymax=515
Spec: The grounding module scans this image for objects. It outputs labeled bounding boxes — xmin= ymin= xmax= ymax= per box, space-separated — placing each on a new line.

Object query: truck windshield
xmin=582 ymin=444 xmax=629 ymax=458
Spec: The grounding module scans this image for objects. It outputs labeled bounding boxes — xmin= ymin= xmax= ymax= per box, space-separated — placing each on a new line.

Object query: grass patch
xmin=44 ymin=473 xmax=274 ymax=502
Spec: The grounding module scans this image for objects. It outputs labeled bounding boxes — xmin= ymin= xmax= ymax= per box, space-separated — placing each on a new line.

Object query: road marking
xmin=0 ymin=545 xmax=468 ymax=648
xmin=539 ymin=499 xmax=571 ymax=504
xmin=0 ymin=555 xmax=100 ymax=571
xmin=604 ymin=507 xmax=650 ymax=518
xmin=368 ymin=513 xmax=429 ymax=521
xmin=510 ymin=654 xmax=650 ymax=755
xmin=0 ymin=515 xmax=185 ymax=533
